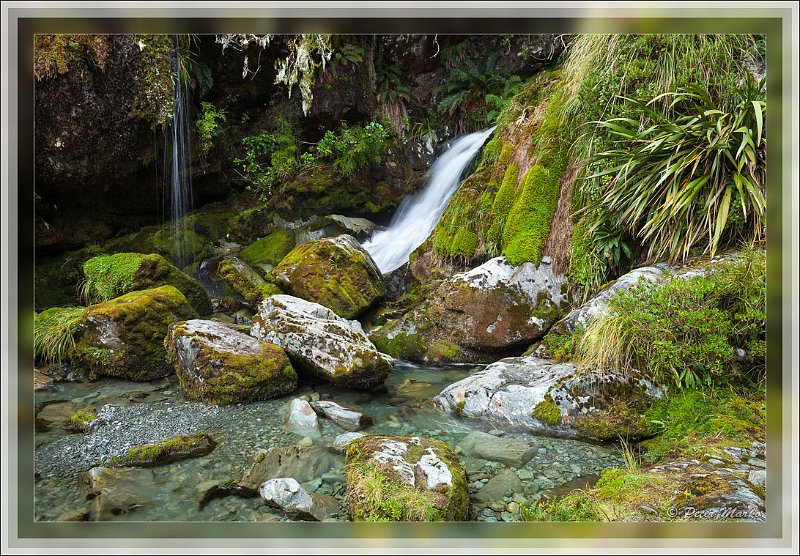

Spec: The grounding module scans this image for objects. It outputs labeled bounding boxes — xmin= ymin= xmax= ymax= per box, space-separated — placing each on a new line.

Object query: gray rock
xmin=78 ymin=466 xmax=156 ymax=521
xmin=748 ymin=469 xmax=766 ymax=490
xmin=311 ymin=400 xmax=373 ymax=432
xmin=287 ymin=398 xmax=321 ymax=437
xmin=330 ymin=432 xmax=366 ymax=454
xmin=238 ymin=445 xmax=338 ymax=492
xmin=459 ymin=431 xmax=536 ymax=468
xmin=251 ymin=295 xmax=393 ymax=389
xmin=259 ymin=478 xmax=339 ymax=521
xmin=474 ymin=469 xmax=523 ymax=504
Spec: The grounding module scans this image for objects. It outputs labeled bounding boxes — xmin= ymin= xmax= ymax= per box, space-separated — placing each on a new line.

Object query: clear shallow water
xmin=34 ymin=362 xmax=622 ymax=522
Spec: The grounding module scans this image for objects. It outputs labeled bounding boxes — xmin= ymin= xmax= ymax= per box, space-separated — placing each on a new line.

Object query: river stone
xmin=330 ymin=432 xmax=366 ymax=454
xmin=459 ymin=431 xmax=536 ymax=468
xmin=345 ymin=435 xmax=468 ymax=521
xmin=370 ymin=256 xmax=568 ymax=363
xmin=106 ymin=432 xmax=216 ymax=467
xmin=748 ymin=469 xmax=766 ymax=490
xmin=165 ymin=319 xmax=297 ymax=405
xmin=272 ymin=234 xmax=386 ymax=319
xmin=259 ymin=478 xmax=339 ymax=521
xmin=435 ymin=355 xmax=662 ymax=441
xmin=82 ymin=252 xmax=212 ymax=314
xmin=72 ymin=285 xmax=197 ymax=381
xmin=217 ymin=256 xmax=280 ymax=306
xmin=287 ymin=398 xmax=322 ymax=437
xmin=311 ymin=400 xmax=373 ymax=432
xmin=238 ymin=445 xmax=339 ymax=493
xmin=78 ymin=466 xmax=157 ymax=521
xmin=251 ymin=295 xmax=393 ymax=389
xmin=474 ymin=469 xmax=523 ymax=504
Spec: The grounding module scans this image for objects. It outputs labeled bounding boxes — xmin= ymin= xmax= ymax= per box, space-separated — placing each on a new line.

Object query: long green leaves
xmin=581 ymin=79 xmax=766 ymax=262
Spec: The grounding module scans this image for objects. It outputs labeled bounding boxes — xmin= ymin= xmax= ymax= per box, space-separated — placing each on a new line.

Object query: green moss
xmin=239 ymin=229 xmax=296 ymax=268
xmin=454 ymin=400 xmax=466 ymax=416
xmin=107 ymin=432 xmax=216 ymax=467
xmin=426 ymin=339 xmax=459 ymax=361
xmin=532 ymin=397 xmax=562 ymax=426
xmin=488 ymin=161 xmax=520 ymax=242
xmin=217 ymin=257 xmax=280 ymax=306
xmin=541 ymin=326 xmax=585 ymax=362
xmin=62 ymin=408 xmax=97 ymax=433
xmin=371 ymin=329 xmax=427 ymax=360
xmin=571 ymin=400 xmax=650 ymax=442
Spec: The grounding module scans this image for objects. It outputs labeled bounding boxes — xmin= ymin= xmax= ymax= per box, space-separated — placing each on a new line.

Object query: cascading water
xmin=363 ymin=127 xmax=496 ymax=274
xmin=165 ymin=39 xmax=194 ymax=269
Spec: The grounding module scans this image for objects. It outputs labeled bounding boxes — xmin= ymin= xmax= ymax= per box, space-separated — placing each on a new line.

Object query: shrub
xmin=195 ymin=101 xmax=226 ymax=154
xmin=314 ymin=121 xmax=389 ymax=177
xmin=234 ymin=115 xmax=298 ymax=197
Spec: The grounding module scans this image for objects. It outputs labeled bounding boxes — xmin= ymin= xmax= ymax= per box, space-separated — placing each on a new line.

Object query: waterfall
xmin=363 ymin=127 xmax=496 ymax=274
xmin=167 ymin=40 xmax=193 ymax=269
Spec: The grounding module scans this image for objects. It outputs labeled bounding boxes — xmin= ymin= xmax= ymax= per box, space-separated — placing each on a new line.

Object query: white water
xmin=363 ymin=127 xmax=496 ymax=273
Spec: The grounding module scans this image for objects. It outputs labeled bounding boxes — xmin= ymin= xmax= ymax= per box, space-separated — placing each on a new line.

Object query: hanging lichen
xmin=273 ymin=34 xmax=334 ymax=115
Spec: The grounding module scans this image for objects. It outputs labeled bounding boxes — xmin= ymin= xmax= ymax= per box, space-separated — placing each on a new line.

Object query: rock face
xmin=107 ymin=432 xmax=216 ymax=467
xmin=435 ymin=355 xmax=663 ymax=441
xmin=259 ymin=478 xmax=339 ymax=521
xmin=251 ymin=295 xmax=393 ymax=389
xmin=78 ymin=466 xmax=157 ymax=521
xmin=272 ymin=235 xmax=386 ymax=319
xmin=458 ymin=431 xmax=536 ymax=468
xmin=238 ymin=445 xmax=339 ymax=493
xmin=311 ymin=401 xmax=373 ymax=432
xmin=82 ymin=252 xmax=212 ymax=314
xmin=165 ymin=319 xmax=296 ymax=405
xmin=73 ymin=285 xmax=197 ymax=381
xmin=216 ymin=256 xmax=281 ymax=306
xmin=370 ymin=257 xmax=568 ymax=363
xmin=287 ymin=398 xmax=322 ymax=437
xmin=345 ymin=435 xmax=468 ymax=521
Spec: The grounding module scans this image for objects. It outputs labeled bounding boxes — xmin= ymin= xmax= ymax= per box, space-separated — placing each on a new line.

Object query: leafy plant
xmin=234 ymin=115 xmax=298 ymax=196
xmin=195 ymin=102 xmax=227 ymax=154
xmin=581 ymin=78 xmax=766 ymax=262
xmin=314 ymin=121 xmax=389 ymax=177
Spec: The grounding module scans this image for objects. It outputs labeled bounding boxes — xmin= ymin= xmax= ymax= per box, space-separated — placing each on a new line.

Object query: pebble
xmin=512 ymin=493 xmax=526 ymax=504
xmin=517 ymin=469 xmax=534 ymax=480
xmin=500 ymin=511 xmax=516 ymax=522
xmin=506 ymin=502 xmax=519 ymax=513
xmin=297 ymin=436 xmax=314 ymax=447
xmin=489 ymin=502 xmax=506 ymax=512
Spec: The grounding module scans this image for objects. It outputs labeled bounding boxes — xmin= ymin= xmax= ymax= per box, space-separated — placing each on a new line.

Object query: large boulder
xmin=164 ymin=319 xmax=296 ymax=405
xmin=251 ymin=295 xmax=393 ymax=389
xmin=458 ymin=431 xmax=536 ymax=468
xmin=73 ymin=285 xmax=197 ymax=380
xmin=345 ymin=435 xmax=468 ymax=521
xmin=82 ymin=252 xmax=212 ymax=314
xmin=272 ymin=235 xmax=386 ymax=319
xmin=370 ymin=257 xmax=568 ymax=363
xmin=216 ymin=256 xmax=281 ymax=306
xmin=435 ymin=355 xmax=663 ymax=441
xmin=78 ymin=466 xmax=157 ymax=521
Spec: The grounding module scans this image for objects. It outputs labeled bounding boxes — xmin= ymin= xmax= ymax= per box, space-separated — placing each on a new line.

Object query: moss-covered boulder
xmin=73 ymin=285 xmax=197 ymax=381
xmin=82 ymin=252 xmax=212 ymax=314
xmin=273 ymin=235 xmax=386 ymax=319
xmin=370 ymin=256 xmax=568 ymax=363
xmin=165 ymin=319 xmax=297 ymax=405
xmin=107 ymin=432 xmax=217 ymax=467
xmin=239 ymin=229 xmax=296 ymax=274
xmin=251 ymin=295 xmax=393 ymax=389
xmin=345 ymin=435 xmax=468 ymax=521
xmin=217 ymin=256 xmax=281 ymax=306
xmin=61 ymin=408 xmax=97 ymax=433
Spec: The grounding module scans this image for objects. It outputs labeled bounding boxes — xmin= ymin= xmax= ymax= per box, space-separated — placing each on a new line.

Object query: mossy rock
xmin=239 ymin=229 xmax=296 ymax=270
xmin=272 ymin=235 xmax=386 ymax=319
xmin=216 ymin=256 xmax=281 ymax=306
xmin=532 ymin=397 xmax=562 ymax=426
xmin=82 ymin=252 xmax=212 ymax=314
xmin=165 ymin=319 xmax=297 ymax=405
xmin=107 ymin=432 xmax=216 ymax=467
xmin=73 ymin=285 xmax=197 ymax=381
xmin=61 ymin=408 xmax=97 ymax=433
xmin=345 ymin=435 xmax=468 ymax=522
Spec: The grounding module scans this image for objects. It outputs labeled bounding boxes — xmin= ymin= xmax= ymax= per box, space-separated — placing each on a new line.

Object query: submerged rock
xmin=345 ymin=434 xmax=468 ymax=521
xmin=371 ymin=256 xmax=567 ymax=363
xmin=73 ymin=285 xmax=197 ymax=381
xmin=330 ymin=432 xmax=366 ymax=454
xmin=78 ymin=466 xmax=157 ymax=521
xmin=251 ymin=295 xmax=393 ymax=389
xmin=106 ymin=431 xmax=216 ymax=467
xmin=273 ymin=234 xmax=386 ymax=319
xmin=82 ymin=252 xmax=212 ymax=314
xmin=238 ymin=445 xmax=339 ymax=493
xmin=473 ymin=469 xmax=523 ymax=504
xmin=259 ymin=478 xmax=339 ymax=521
xmin=216 ymin=256 xmax=281 ymax=306
xmin=435 ymin=355 xmax=662 ymax=441
xmin=165 ymin=319 xmax=297 ymax=405
xmin=311 ymin=400 xmax=373 ymax=432
xmin=287 ymin=398 xmax=322 ymax=437
xmin=458 ymin=431 xmax=536 ymax=468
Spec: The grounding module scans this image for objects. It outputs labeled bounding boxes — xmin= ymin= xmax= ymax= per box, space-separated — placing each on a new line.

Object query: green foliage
xmin=80 ymin=253 xmax=143 ymax=304
xmin=579 ymin=248 xmax=766 ymax=389
xmin=195 ymin=102 xmax=227 ymax=154
xmin=34 ymin=34 xmax=110 ymax=80
xmin=314 ymin=121 xmax=390 ymax=177
xmin=34 ymin=306 xmax=86 ymax=365
xmin=234 ymin=115 xmax=298 ymax=197
xmin=348 ymin=463 xmax=441 ymax=522
xmin=541 ymin=325 xmax=585 ymax=362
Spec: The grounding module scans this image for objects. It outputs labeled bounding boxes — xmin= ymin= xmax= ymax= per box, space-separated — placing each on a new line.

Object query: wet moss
xmin=107 ymin=432 xmax=216 ymax=467
xmin=371 ymin=326 xmax=427 ymax=360
xmin=571 ymin=400 xmax=650 ymax=442
xmin=239 ymin=229 xmax=296 ymax=268
xmin=532 ymin=397 xmax=562 ymax=426
xmin=62 ymin=408 xmax=97 ymax=433
xmin=217 ymin=257 xmax=280 ymax=306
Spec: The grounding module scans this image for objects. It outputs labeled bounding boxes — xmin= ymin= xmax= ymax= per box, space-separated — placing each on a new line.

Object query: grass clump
xmin=348 ymin=463 xmax=442 ymax=522
xmin=34 ymin=306 xmax=86 ymax=365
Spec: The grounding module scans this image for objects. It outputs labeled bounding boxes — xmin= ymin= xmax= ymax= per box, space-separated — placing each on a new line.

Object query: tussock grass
xmin=34 ymin=306 xmax=85 ymax=365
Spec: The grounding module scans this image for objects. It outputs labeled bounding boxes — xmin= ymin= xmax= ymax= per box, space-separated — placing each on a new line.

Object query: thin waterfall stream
xmin=363 ymin=127 xmax=496 ymax=273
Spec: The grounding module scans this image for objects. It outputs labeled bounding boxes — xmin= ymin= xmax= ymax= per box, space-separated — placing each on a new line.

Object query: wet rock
xmin=474 ymin=470 xmax=523 ymax=504
xmin=61 ymin=408 xmax=97 ymax=434
xmin=251 ymin=295 xmax=393 ymax=389
xmin=217 ymin=256 xmax=281 ymax=306
xmin=82 ymin=252 xmax=212 ymax=314
xmin=345 ymin=434 xmax=468 ymax=521
xmin=78 ymin=466 xmax=157 ymax=521
xmin=671 ymin=467 xmax=766 ymax=521
xmin=435 ymin=355 xmax=662 ymax=441
xmin=272 ymin=235 xmax=386 ymax=319
xmin=459 ymin=431 xmax=536 ymax=468
xmin=73 ymin=285 xmax=197 ymax=381
xmin=106 ymin=431 xmax=216 ymax=467
xmin=287 ymin=398 xmax=321 ymax=437
xmin=311 ymin=400 xmax=373 ymax=432
xmin=259 ymin=478 xmax=339 ymax=521
xmin=165 ymin=319 xmax=297 ymax=405
xmin=238 ymin=446 xmax=339 ymax=493
xmin=371 ymin=256 xmax=567 ymax=363
xmin=330 ymin=432 xmax=366 ymax=454
xmin=34 ymin=368 xmax=55 ymax=392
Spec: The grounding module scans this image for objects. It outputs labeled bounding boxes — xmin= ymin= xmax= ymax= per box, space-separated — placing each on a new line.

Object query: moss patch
xmin=107 ymin=432 xmax=216 ymax=467
xmin=371 ymin=328 xmax=427 ymax=360
xmin=532 ymin=397 xmax=562 ymax=426
xmin=217 ymin=257 xmax=281 ymax=306
xmin=61 ymin=408 xmax=97 ymax=433
xmin=239 ymin=229 xmax=296 ymax=268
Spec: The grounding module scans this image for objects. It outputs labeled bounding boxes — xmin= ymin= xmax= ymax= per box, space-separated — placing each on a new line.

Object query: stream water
xmin=34 ymin=362 xmax=622 ymax=522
